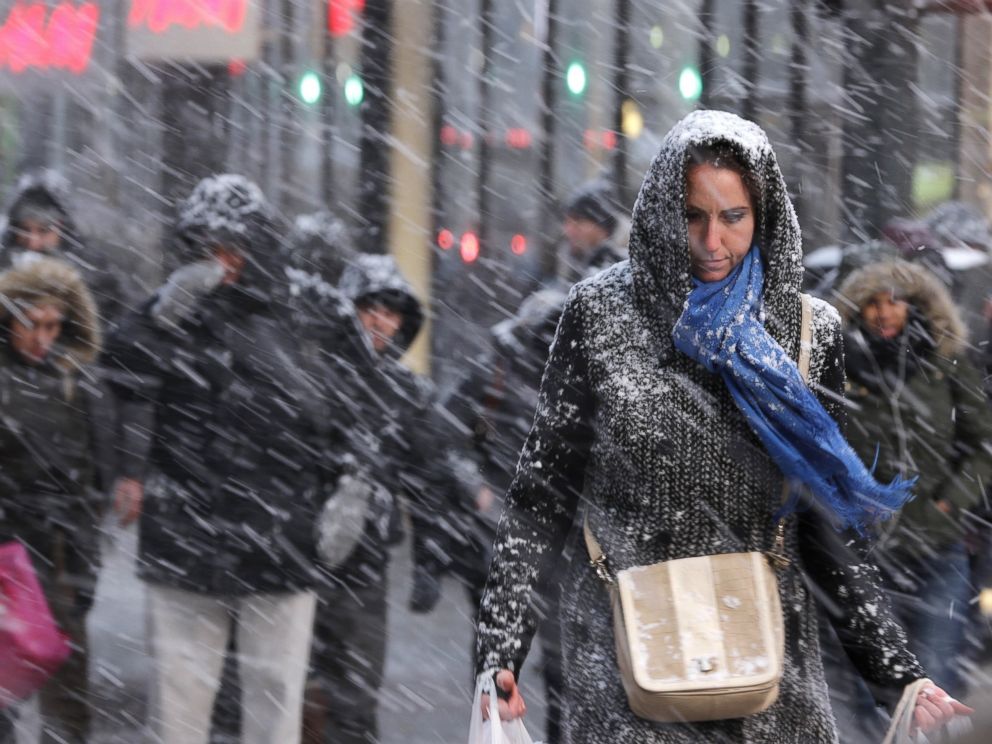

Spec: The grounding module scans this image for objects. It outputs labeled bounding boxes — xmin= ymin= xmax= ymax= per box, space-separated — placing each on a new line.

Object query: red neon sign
xmin=329 ymin=0 xmax=364 ymax=37
xmin=0 ymin=2 xmax=99 ymax=74
xmin=128 ymin=0 xmax=248 ymax=34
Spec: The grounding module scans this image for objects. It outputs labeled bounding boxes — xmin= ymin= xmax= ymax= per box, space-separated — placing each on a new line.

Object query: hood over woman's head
xmin=627 ymin=110 xmax=803 ymax=356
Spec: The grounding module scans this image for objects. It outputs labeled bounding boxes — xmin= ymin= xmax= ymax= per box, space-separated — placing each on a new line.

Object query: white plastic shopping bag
xmin=467 ymin=672 xmax=542 ymax=744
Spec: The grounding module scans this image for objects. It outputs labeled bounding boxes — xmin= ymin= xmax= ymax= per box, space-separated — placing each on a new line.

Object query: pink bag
xmin=0 ymin=541 xmax=71 ymax=708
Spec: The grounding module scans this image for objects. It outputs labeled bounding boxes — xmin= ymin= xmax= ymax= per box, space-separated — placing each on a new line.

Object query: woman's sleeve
xmin=475 ymin=288 xmax=594 ymax=677
xmin=799 ymin=316 xmax=926 ymax=706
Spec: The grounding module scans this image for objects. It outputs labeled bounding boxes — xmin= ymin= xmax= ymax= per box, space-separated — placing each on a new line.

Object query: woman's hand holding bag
xmin=882 ymin=679 xmax=974 ymax=744
xmin=468 ymin=671 xmax=539 ymax=744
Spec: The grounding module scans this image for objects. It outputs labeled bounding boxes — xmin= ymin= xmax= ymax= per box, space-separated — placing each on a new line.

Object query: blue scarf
xmin=672 ymin=246 xmax=914 ymax=533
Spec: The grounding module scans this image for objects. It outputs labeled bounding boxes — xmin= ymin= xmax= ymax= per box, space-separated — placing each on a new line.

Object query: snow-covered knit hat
xmin=174 ymin=174 xmax=284 ymax=294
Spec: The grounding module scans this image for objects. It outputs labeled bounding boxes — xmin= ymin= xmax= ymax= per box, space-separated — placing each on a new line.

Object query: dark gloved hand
xmin=408 ymin=564 xmax=442 ymax=614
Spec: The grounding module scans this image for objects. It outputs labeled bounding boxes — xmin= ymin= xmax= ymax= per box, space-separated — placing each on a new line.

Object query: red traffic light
xmin=329 ymin=0 xmax=365 ymax=37
xmin=511 ymin=234 xmax=527 ymax=255
xmin=460 ymin=232 xmax=480 ymax=263
xmin=437 ymin=229 xmax=454 ymax=250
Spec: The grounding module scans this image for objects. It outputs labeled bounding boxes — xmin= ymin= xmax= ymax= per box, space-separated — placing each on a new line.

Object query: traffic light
xmin=344 ymin=73 xmax=364 ymax=107
xmin=329 ymin=0 xmax=365 ymax=37
xmin=678 ymin=65 xmax=702 ymax=102
xmin=565 ymin=60 xmax=587 ymax=97
xmin=298 ymin=71 xmax=322 ymax=105
xmin=460 ymin=231 xmax=480 ymax=263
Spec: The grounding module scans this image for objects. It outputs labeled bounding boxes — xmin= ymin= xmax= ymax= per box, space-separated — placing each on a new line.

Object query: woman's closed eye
xmin=722 ymin=208 xmax=749 ymax=224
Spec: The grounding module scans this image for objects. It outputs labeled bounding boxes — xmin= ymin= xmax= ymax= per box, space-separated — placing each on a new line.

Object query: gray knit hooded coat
xmin=476 ymin=111 xmax=925 ymax=743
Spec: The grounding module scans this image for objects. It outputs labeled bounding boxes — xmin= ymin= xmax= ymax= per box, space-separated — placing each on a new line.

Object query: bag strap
xmin=798 ymin=293 xmax=813 ymax=382
xmin=881 ymin=678 xmax=932 ymax=744
xmin=583 ymin=294 xmax=816 ymax=582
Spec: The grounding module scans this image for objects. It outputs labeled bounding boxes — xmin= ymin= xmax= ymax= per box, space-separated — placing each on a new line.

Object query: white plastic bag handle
xmin=467 ymin=672 xmax=540 ymax=744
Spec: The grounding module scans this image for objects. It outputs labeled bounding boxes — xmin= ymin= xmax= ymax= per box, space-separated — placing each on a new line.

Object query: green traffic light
xmin=344 ymin=74 xmax=364 ymax=107
xmin=678 ymin=65 xmax=702 ymax=101
xmin=299 ymin=71 xmax=322 ymax=105
xmin=566 ymin=61 xmax=587 ymax=96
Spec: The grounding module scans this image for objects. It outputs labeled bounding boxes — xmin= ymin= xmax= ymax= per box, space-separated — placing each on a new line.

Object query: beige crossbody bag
xmin=583 ymin=293 xmax=813 ymax=723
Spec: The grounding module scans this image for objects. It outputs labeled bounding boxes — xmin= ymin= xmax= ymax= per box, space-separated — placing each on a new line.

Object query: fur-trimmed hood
xmin=835 ymin=260 xmax=967 ymax=357
xmin=626 ymin=109 xmax=804 ymax=358
xmin=0 ymin=256 xmax=101 ymax=366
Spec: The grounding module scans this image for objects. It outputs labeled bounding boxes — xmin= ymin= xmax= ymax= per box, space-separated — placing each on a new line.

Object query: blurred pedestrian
xmin=303 ymin=253 xmax=458 ymax=744
xmin=924 ymin=200 xmax=992 ymax=346
xmin=102 ymin=175 xmax=368 ymax=744
xmin=1 ymin=169 xmax=128 ymax=329
xmin=475 ymin=110 xmax=968 ymax=741
xmin=443 ymin=286 xmax=568 ymax=741
xmin=836 ymin=259 xmax=992 ymax=696
xmin=558 ymin=180 xmax=624 ymax=284
xmin=286 ymin=211 xmax=356 ymax=287
xmin=0 ymin=258 xmax=114 ymax=744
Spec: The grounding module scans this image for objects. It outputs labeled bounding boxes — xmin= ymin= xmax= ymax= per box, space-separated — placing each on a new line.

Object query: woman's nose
xmin=705 ymin=222 xmax=722 ymax=251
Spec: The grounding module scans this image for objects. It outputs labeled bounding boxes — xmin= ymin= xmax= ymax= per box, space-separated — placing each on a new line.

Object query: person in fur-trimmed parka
xmin=0 ymin=257 xmax=114 ymax=744
xmin=474 ymin=111 xmax=964 ymax=742
xmin=1 ymin=170 xmax=127 ymax=327
xmin=836 ymin=260 xmax=992 ymax=695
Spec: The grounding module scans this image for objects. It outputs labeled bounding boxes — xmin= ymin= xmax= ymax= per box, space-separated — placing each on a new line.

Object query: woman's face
xmin=686 ymin=163 xmax=755 ymax=283
xmin=861 ymin=291 xmax=909 ymax=340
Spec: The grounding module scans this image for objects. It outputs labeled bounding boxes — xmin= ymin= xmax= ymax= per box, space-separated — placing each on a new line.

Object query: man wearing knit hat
xmin=103 ymin=174 xmax=377 ymax=744
xmin=560 ymin=180 xmax=624 ymax=283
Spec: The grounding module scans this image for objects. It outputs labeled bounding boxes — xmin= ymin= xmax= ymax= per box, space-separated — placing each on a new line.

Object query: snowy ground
xmin=13 ymin=520 xmax=548 ymax=743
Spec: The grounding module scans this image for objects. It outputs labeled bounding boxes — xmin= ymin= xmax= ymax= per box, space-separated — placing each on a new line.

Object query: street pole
xmin=742 ymin=0 xmax=759 ymax=121
xmin=839 ymin=0 xmax=919 ymax=241
xmin=699 ymin=0 xmax=715 ymax=109
xmin=789 ymin=0 xmax=809 ymax=227
xmin=321 ymin=8 xmax=336 ymax=206
xmin=538 ymin=0 xmax=559 ymax=280
xmin=612 ymin=0 xmax=632 ymax=210
xmin=357 ymin=0 xmax=394 ymax=253
xmin=477 ymin=0 xmax=494 ymax=256
xmin=389 ymin=0 xmax=435 ymax=375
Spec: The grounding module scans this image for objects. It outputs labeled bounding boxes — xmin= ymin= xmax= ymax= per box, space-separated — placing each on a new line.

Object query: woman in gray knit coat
xmin=475 ymin=111 xmax=969 ymax=742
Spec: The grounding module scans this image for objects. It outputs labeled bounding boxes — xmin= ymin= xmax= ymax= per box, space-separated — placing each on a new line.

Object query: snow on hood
xmin=338 ymin=253 xmax=424 ymax=354
xmin=626 ymin=109 xmax=804 ymax=355
xmin=1 ymin=169 xmax=83 ymax=257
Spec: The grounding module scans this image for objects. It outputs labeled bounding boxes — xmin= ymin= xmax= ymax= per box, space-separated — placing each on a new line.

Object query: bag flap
xmin=616 ymin=552 xmax=783 ymax=693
